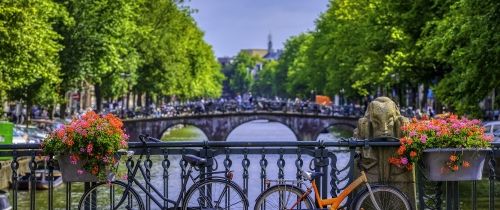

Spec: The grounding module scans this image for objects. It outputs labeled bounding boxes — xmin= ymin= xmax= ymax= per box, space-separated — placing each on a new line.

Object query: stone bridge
xmin=123 ymin=112 xmax=359 ymax=141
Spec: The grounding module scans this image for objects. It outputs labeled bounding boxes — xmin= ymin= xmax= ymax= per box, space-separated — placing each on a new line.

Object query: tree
xmin=135 ymin=0 xmax=223 ymax=103
xmin=252 ymin=60 xmax=278 ymax=97
xmin=56 ymin=0 xmax=140 ymax=113
xmin=225 ymin=52 xmax=260 ymax=95
xmin=421 ymin=0 xmax=500 ymax=116
xmin=0 ymin=0 xmax=67 ymax=118
xmin=275 ymin=33 xmax=313 ymax=98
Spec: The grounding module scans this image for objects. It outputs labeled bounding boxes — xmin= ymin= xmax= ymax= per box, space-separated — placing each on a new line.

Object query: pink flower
xmin=420 ymin=135 xmax=427 ymax=143
xmin=87 ymin=143 xmax=93 ymax=154
xmin=120 ymin=140 xmax=127 ymax=147
xmin=400 ymin=157 xmax=408 ymax=165
xmin=484 ymin=134 xmax=494 ymax=142
xmin=77 ymin=169 xmax=84 ymax=175
xmin=409 ymin=131 xmax=417 ymax=137
xmin=69 ymin=154 xmax=79 ymax=165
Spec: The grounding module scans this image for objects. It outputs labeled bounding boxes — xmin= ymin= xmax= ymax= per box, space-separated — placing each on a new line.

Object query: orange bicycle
xmin=254 ymin=170 xmax=411 ymax=210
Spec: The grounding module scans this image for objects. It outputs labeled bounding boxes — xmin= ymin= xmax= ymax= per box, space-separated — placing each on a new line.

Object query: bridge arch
xmin=159 ymin=123 xmax=210 ymax=141
xmin=123 ymin=112 xmax=359 ymax=141
xmin=225 ymin=119 xmax=299 ymax=141
xmin=312 ymin=123 xmax=356 ymax=141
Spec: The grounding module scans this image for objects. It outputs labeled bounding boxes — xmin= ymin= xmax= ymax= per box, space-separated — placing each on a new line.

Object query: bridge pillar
xmin=297 ymin=132 xmax=315 ymax=141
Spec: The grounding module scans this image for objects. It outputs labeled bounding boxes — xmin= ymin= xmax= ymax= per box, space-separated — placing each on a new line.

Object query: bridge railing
xmin=0 ymin=140 xmax=499 ymax=210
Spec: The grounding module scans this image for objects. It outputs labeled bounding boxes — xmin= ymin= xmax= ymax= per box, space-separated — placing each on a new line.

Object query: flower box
xmin=58 ymin=155 xmax=117 ymax=182
xmin=42 ymin=111 xmax=128 ymax=182
xmin=390 ymin=114 xmax=493 ymax=176
xmin=421 ymin=148 xmax=490 ymax=181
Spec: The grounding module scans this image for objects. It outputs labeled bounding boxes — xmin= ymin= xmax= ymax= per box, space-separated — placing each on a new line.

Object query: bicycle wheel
xmin=78 ymin=181 xmax=144 ymax=210
xmin=351 ymin=185 xmax=412 ymax=210
xmin=254 ymin=184 xmax=314 ymax=210
xmin=182 ymin=179 xmax=248 ymax=210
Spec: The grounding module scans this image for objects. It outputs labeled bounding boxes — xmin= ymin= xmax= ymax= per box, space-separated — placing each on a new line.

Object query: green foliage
xmin=225 ymin=52 xmax=260 ymax=95
xmin=252 ymin=60 xmax=278 ymax=97
xmin=56 ymin=0 xmax=140 ymax=110
xmin=0 ymin=0 xmax=223 ymax=110
xmin=421 ymin=0 xmax=500 ymax=116
xmin=0 ymin=0 xmax=66 ymax=107
xmin=277 ymin=33 xmax=313 ymax=98
xmin=135 ymin=0 xmax=223 ymax=100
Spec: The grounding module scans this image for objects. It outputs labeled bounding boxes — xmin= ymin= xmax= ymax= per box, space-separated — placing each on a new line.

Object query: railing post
xmin=48 ymin=156 xmax=55 ymax=210
xmin=259 ymin=148 xmax=267 ymax=191
xmin=489 ymin=150 xmax=496 ymax=210
xmin=145 ymin=148 xmax=152 ymax=210
xmin=445 ymin=181 xmax=459 ymax=210
xmin=162 ymin=149 xmax=170 ymax=209
xmin=11 ymin=153 xmax=18 ymax=210
xmin=29 ymin=153 xmax=37 ymax=210
xmin=242 ymin=149 xmax=250 ymax=196
xmin=314 ymin=141 xmax=329 ymax=199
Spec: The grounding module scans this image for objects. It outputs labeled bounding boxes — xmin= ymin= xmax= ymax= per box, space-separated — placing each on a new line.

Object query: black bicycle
xmin=77 ymin=135 xmax=249 ymax=210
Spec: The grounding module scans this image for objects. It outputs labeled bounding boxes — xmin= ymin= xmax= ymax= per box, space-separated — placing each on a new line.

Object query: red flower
xmin=410 ymin=151 xmax=417 ymax=158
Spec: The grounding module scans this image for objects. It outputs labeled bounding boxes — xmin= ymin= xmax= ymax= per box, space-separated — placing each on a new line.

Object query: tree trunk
xmin=95 ymin=83 xmax=102 ymax=112
xmin=48 ymin=105 xmax=54 ymax=120
xmin=137 ymin=92 xmax=143 ymax=107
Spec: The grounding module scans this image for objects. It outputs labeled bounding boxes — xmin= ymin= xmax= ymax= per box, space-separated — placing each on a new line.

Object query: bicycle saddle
xmin=302 ymin=171 xmax=324 ymax=181
xmin=183 ymin=154 xmax=207 ymax=166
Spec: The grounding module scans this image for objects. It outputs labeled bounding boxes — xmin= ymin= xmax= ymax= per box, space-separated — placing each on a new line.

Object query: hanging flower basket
xmin=389 ymin=114 xmax=493 ymax=179
xmin=421 ymin=148 xmax=490 ymax=181
xmin=58 ymin=154 xmax=118 ymax=182
xmin=41 ymin=111 xmax=128 ymax=182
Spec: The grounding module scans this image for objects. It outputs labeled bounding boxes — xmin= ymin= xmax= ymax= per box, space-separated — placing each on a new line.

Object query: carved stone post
xmin=353 ymin=97 xmax=415 ymax=208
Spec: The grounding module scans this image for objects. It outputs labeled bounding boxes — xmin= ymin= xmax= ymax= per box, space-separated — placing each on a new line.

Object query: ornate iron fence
xmin=0 ymin=139 xmax=498 ymax=210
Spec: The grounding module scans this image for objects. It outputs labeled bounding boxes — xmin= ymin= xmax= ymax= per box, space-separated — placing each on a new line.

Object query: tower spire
xmin=267 ymin=33 xmax=273 ymax=53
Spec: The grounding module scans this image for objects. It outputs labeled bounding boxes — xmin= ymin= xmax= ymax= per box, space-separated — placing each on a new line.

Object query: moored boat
xmin=0 ymin=190 xmax=11 ymax=210
xmin=16 ymin=170 xmax=63 ymax=190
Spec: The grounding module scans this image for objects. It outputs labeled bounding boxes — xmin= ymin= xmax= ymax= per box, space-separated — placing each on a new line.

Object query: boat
xmin=16 ymin=170 xmax=63 ymax=190
xmin=0 ymin=190 xmax=11 ymax=210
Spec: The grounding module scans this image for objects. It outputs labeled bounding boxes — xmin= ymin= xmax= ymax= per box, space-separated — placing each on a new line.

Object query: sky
xmin=184 ymin=0 xmax=330 ymax=57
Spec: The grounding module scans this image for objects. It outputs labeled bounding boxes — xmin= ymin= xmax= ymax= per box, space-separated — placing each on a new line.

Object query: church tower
xmin=267 ymin=33 xmax=273 ymax=53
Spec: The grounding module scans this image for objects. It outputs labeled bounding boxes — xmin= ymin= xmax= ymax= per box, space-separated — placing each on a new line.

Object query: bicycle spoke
xmin=78 ymin=182 xmax=142 ymax=210
xmin=254 ymin=185 xmax=313 ymax=210
xmin=183 ymin=180 xmax=247 ymax=210
xmin=354 ymin=186 xmax=410 ymax=210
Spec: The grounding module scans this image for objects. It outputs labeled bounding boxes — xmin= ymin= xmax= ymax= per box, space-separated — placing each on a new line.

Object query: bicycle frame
xmin=119 ymin=146 xmax=229 ymax=209
xmin=290 ymin=171 xmax=370 ymax=210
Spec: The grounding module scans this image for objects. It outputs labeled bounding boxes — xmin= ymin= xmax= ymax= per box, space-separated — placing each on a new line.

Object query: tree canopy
xmin=0 ymin=0 xmax=224 ymax=116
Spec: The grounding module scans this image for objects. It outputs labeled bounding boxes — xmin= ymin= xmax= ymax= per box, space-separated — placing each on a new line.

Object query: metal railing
xmin=0 ymin=139 xmax=499 ymax=210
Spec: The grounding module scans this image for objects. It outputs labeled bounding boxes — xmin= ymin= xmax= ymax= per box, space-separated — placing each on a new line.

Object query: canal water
xmin=14 ymin=120 xmax=352 ymax=209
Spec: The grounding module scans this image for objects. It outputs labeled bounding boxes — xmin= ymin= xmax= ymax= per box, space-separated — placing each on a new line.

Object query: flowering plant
xmin=389 ymin=114 xmax=492 ymax=172
xmin=41 ymin=111 xmax=128 ymax=180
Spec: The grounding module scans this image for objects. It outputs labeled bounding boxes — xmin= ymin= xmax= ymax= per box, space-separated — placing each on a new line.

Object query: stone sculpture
xmin=354 ymin=96 xmax=408 ymax=139
xmin=354 ymin=97 xmax=414 ymax=208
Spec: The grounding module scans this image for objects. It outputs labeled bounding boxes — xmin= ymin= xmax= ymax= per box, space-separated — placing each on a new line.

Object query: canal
xmin=13 ymin=120 xmax=352 ymax=209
